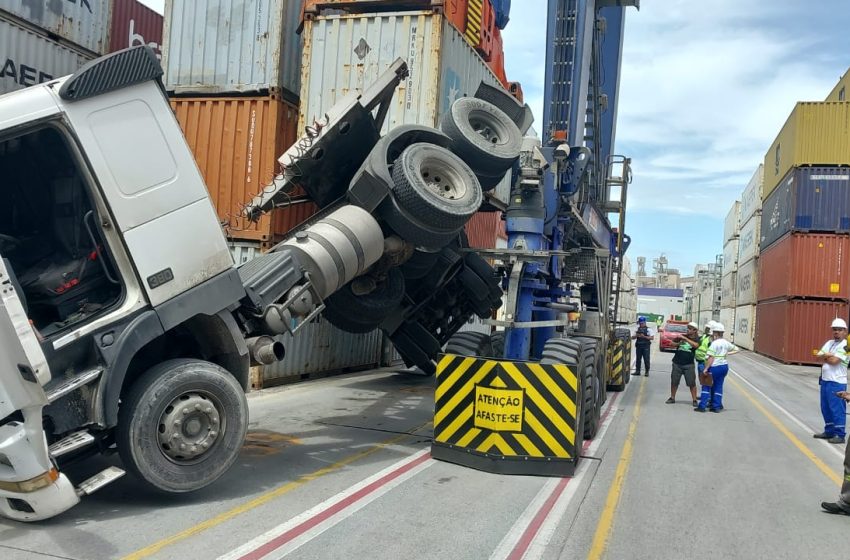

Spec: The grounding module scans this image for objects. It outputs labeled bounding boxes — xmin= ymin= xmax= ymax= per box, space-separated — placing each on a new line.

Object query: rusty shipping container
xmin=170 ymin=95 xmax=318 ymax=244
xmin=109 ymin=0 xmax=163 ymax=59
xmin=758 ymin=233 xmax=850 ymax=302
xmin=755 ymin=299 xmax=850 ymax=365
xmin=0 ymin=0 xmax=110 ymax=55
xmin=759 ymin=166 xmax=850 ymax=251
xmin=0 ymin=14 xmax=93 ymax=95
xmin=163 ymin=0 xmax=302 ymax=97
xmin=465 ymin=212 xmax=503 ymax=249
xmin=762 ymin=102 xmax=850 ymax=198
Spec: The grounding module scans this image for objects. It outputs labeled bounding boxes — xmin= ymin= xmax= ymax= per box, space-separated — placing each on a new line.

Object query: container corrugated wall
xmin=170 ymin=95 xmax=302 ymax=243
xmin=735 ymin=257 xmax=758 ymax=305
xmin=721 ymin=273 xmax=736 ymax=308
xmin=0 ymin=15 xmax=93 ymax=95
xmin=465 ymin=212 xmax=502 ymax=248
xmin=740 ymin=164 xmax=763 ymax=224
xmin=109 ymin=0 xmax=164 ymax=58
xmin=734 ymin=304 xmax=756 ymax=350
xmin=0 ymin=0 xmax=110 ymax=55
xmin=737 ymin=215 xmax=760 ymax=265
xmin=763 ymin=102 xmax=850 ymax=198
xmin=760 ymin=167 xmax=850 ymax=251
xmin=261 ymin=319 xmax=384 ymax=383
xmin=723 ymin=201 xmax=740 ymax=243
xmin=163 ymin=0 xmax=302 ymax=96
xmin=722 ymin=239 xmax=739 ymax=272
xmin=755 ymin=299 xmax=850 ymax=365
xmin=719 ymin=308 xmax=735 ymax=340
xmin=228 ymin=241 xmax=263 ymax=265
xmin=757 ymin=233 xmax=850 ymax=301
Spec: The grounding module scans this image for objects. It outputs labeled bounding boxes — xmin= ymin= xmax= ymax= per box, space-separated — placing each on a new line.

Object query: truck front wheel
xmin=117 ymin=359 xmax=248 ymax=494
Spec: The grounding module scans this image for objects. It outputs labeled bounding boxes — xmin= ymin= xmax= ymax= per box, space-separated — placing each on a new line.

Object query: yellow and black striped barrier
xmin=464 ymin=0 xmax=484 ymax=47
xmin=431 ymin=354 xmax=581 ymax=476
xmin=607 ymin=339 xmax=626 ymax=391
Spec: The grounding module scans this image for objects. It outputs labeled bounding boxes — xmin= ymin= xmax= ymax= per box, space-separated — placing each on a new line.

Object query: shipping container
xmin=0 ymin=0 xmax=109 ymax=55
xmin=722 ymin=238 xmax=739 ymax=273
xmin=736 ymin=258 xmax=758 ymax=305
xmin=465 ymin=211 xmax=503 ymax=249
xmin=170 ymin=95 xmax=313 ymax=243
xmin=762 ymin=102 xmax=850 ymax=198
xmin=109 ymin=0 xmax=164 ymax=58
xmin=737 ymin=214 xmax=760 ymax=266
xmin=755 ymin=299 xmax=850 ymax=365
xmin=163 ymin=0 xmax=302 ymax=97
xmin=740 ymin=164 xmax=763 ymax=224
xmin=733 ymin=304 xmax=756 ymax=350
xmin=228 ymin=241 xmax=263 ymax=266
xmin=721 ymin=273 xmax=736 ymax=308
xmin=696 ymin=285 xmax=717 ymax=313
xmin=261 ymin=318 xmax=384 ymax=384
xmin=719 ymin=307 xmax=735 ymax=340
xmin=757 ymin=232 xmax=850 ymax=302
xmin=0 ymin=15 xmax=93 ymax=95
xmin=759 ymin=166 xmax=850 ymax=250
xmin=825 ymin=68 xmax=849 ymax=102
xmin=723 ymin=200 xmax=741 ymax=243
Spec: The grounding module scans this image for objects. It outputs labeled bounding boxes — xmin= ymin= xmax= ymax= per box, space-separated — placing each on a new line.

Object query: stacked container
xmin=734 ymin=165 xmax=763 ymax=349
xmin=755 ymin=101 xmax=850 ymax=364
xmin=720 ymin=201 xmax=740 ymax=337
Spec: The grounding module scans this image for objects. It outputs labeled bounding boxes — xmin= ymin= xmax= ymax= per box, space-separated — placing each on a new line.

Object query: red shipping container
xmin=755 ymin=299 xmax=850 ymax=365
xmin=109 ymin=0 xmax=164 ymax=59
xmin=758 ymin=232 xmax=850 ymax=302
xmin=465 ymin=212 xmax=503 ymax=249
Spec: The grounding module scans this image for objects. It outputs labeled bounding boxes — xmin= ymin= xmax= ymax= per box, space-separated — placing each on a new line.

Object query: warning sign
xmin=474 ymin=386 xmax=524 ymax=432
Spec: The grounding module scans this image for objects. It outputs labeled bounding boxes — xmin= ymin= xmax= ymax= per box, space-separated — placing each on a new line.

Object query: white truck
xmin=0 ymin=47 xmax=529 ymax=521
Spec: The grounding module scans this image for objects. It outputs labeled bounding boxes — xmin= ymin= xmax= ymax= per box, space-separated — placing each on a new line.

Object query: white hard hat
xmin=832 ymin=318 xmax=848 ymax=329
xmin=705 ymin=321 xmax=716 ymax=330
xmin=713 ymin=323 xmax=725 ymax=332
xmin=688 ymin=322 xmax=699 ymax=329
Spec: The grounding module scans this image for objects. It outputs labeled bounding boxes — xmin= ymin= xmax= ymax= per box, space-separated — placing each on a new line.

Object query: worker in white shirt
xmin=694 ymin=323 xmax=738 ymax=412
xmin=813 ymin=318 xmax=849 ymax=444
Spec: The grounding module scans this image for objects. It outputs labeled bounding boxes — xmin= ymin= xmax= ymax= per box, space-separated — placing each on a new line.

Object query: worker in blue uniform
xmin=632 ymin=316 xmax=653 ymax=376
xmin=694 ymin=323 xmax=737 ymax=412
xmin=813 ymin=318 xmax=848 ymax=444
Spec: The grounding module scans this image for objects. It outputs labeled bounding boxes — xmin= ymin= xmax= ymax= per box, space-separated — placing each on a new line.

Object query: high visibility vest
xmin=695 ymin=334 xmax=711 ymax=362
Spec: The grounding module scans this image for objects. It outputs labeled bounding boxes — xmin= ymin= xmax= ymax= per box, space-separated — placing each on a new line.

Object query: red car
xmin=659 ymin=322 xmax=689 ymax=352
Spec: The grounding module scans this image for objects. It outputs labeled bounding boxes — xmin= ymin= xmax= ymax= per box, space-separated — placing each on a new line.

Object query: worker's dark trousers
xmin=635 ymin=345 xmax=650 ymax=374
xmin=839 ymin=439 xmax=850 ymax=510
xmin=819 ymin=380 xmax=847 ymax=438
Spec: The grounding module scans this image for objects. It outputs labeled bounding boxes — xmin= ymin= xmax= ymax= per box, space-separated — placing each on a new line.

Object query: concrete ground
xmin=1 ymin=345 xmax=847 ymax=560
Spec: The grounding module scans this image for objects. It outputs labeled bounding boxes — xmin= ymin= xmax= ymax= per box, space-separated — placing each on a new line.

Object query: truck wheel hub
xmin=158 ymin=393 xmax=222 ymax=462
xmin=420 ymin=157 xmax=466 ymax=200
xmin=470 ymin=111 xmax=506 ymax=145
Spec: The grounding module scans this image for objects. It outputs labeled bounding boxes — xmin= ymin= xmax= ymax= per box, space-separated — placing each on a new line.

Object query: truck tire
xmin=391 ymin=327 xmax=437 ymax=376
xmin=117 ymin=359 xmax=248 ymax=494
xmin=463 ymin=253 xmax=503 ymax=306
xmin=322 ymin=268 xmax=405 ymax=332
xmin=575 ymin=337 xmax=602 ymax=438
xmin=440 ymin=97 xmax=523 ymax=173
xmin=614 ymin=328 xmax=632 ymax=386
xmin=541 ymin=337 xmax=584 ymax=451
xmin=444 ymin=331 xmax=492 ymax=357
xmin=490 ymin=332 xmax=505 ymax=359
xmin=401 ymin=249 xmax=440 ymax=280
xmin=391 ymin=143 xmax=483 ymax=232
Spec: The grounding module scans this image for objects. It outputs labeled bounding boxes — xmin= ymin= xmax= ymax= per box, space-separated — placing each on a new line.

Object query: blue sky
xmin=503 ymin=0 xmax=850 ymax=275
xmin=142 ymin=1 xmax=850 ymax=276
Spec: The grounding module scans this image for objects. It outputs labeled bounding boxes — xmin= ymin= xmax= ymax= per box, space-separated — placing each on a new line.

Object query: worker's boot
xmin=821 ymin=502 xmax=850 ymax=515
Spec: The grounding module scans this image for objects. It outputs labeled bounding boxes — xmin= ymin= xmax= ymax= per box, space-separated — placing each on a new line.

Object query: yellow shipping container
xmin=762 ymin=102 xmax=850 ymax=199
xmin=825 ymin=69 xmax=849 ymax=102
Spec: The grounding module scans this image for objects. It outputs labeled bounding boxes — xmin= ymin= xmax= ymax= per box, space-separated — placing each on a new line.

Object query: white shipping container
xmin=723 ymin=238 xmax=739 ymax=274
xmin=740 ymin=164 xmax=763 ymax=224
xmin=719 ymin=307 xmax=736 ymax=341
xmin=0 ymin=0 xmax=110 ymax=55
xmin=737 ymin=214 xmax=760 ymax=266
xmin=736 ymin=258 xmax=758 ymax=305
xmin=721 ymin=272 xmax=736 ymax=308
xmin=697 ymin=285 xmax=717 ymax=313
xmin=163 ymin=0 xmax=302 ymax=96
xmin=723 ymin=200 xmax=741 ymax=243
xmin=734 ymin=304 xmax=756 ymax=349
xmin=0 ymin=15 xmax=93 ymax=95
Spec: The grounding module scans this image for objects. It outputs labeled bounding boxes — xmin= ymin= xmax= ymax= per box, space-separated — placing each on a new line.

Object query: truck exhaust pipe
xmin=246 ymin=336 xmax=285 ymax=366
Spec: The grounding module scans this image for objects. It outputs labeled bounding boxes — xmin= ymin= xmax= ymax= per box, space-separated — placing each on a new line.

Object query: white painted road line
xmin=730 ymin=367 xmax=845 ymax=460
xmin=218 ymin=448 xmax=434 ymax=560
xmin=490 ymin=389 xmax=626 ymax=560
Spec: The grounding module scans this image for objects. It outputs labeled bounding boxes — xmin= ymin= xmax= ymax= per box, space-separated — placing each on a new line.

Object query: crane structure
xmin=434 ymin=0 xmax=639 ymax=475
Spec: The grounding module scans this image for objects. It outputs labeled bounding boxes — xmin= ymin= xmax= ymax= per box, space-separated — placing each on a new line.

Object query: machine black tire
xmin=458 ymin=267 xmax=493 ymax=318
xmin=463 ymin=253 xmax=503 ymax=305
xmin=573 ymin=337 xmax=601 ymax=440
xmin=381 ymin=200 xmax=463 ymax=249
xmin=401 ymin=249 xmax=440 ymax=280
xmin=444 ymin=331 xmax=492 ymax=357
xmin=476 ymin=170 xmax=507 ymax=191
xmin=117 ymin=359 xmax=248 ymax=494
xmin=490 ymin=332 xmax=505 ymax=359
xmin=541 ymin=338 xmax=585 ymax=453
xmin=323 ymin=268 xmax=405 ymax=330
xmin=391 ymin=143 xmax=483 ymax=232
xmin=440 ymin=97 xmax=523 ymax=172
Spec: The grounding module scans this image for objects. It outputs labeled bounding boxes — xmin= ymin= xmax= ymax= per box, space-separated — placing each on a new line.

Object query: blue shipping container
xmin=760 ymin=166 xmax=850 ymax=251
xmin=492 ymin=0 xmax=510 ymax=29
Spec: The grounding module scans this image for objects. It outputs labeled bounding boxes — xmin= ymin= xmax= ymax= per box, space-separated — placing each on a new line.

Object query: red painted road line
xmin=506 ymin=392 xmax=622 ymax=560
xmin=238 ymin=452 xmax=432 ymax=560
